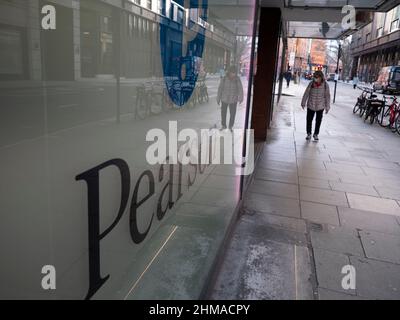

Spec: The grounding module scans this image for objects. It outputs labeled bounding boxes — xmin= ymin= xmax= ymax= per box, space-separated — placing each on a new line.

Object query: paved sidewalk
xmin=211 ymin=82 xmax=400 ymax=300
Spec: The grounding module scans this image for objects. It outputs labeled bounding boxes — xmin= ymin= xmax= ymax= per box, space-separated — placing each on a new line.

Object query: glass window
xmin=177 ymin=8 xmax=184 ymax=25
xmin=394 ymin=70 xmax=400 ymax=81
xmin=390 ymin=6 xmax=400 ymax=32
xmin=158 ymin=0 xmax=165 ymax=15
xmin=0 ymin=0 xmax=257 ymax=301
xmin=390 ymin=19 xmax=399 ymax=32
xmin=100 ymin=16 xmax=112 ymax=33
xmin=138 ymin=16 xmax=142 ymax=36
xmin=0 ymin=28 xmax=24 ymax=76
xmin=128 ymin=14 xmax=133 ymax=36
xmin=376 ymin=27 xmax=383 ymax=37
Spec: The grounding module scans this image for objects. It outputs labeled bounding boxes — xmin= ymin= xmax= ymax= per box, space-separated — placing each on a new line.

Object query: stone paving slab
xmin=242 ymin=211 xmax=307 ymax=234
xmin=329 ymin=181 xmax=379 ymax=197
xmin=313 ymin=248 xmax=355 ymax=295
xmin=298 ymin=169 xmax=341 ymax=181
xmin=249 ymin=180 xmax=299 ymax=200
xmin=311 ymin=226 xmax=364 ymax=257
xmin=324 ymin=162 xmax=365 ymax=174
xmin=375 ymin=186 xmax=400 ymax=201
xmin=301 ymin=201 xmax=340 ymax=226
xmin=338 ymin=207 xmax=400 ymax=235
xmin=349 ymin=257 xmax=400 ymax=300
xmin=300 ymin=186 xmax=349 ymax=207
xmin=297 ymin=163 xmax=327 ymax=172
xmin=243 ymin=192 xmax=301 ymax=218
xmin=254 ymin=168 xmax=299 ymax=184
xmin=363 ymin=158 xmax=400 ymax=170
xmin=329 ymin=157 xmax=367 ymax=165
xmin=346 ymin=193 xmax=400 ymax=217
xmin=299 ymin=177 xmax=331 ymax=190
xmin=257 ymin=159 xmax=297 ymax=172
xmin=318 ymin=288 xmax=367 ymax=300
xmin=359 ymin=230 xmax=400 ymax=264
xmin=362 ymin=167 xmax=400 ymax=179
xmin=211 ymin=216 xmax=313 ymax=300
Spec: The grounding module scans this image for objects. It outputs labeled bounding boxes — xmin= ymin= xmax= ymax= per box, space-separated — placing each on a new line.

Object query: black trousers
xmin=221 ymin=102 xmax=237 ymax=129
xmin=307 ymin=108 xmax=324 ymax=135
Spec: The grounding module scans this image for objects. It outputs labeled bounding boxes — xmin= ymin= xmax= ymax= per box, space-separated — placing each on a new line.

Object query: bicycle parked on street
xmin=196 ymin=78 xmax=209 ymax=104
xmin=353 ymin=87 xmax=370 ymax=116
xmin=135 ymin=77 xmax=210 ymax=119
xmin=378 ymin=96 xmax=399 ymax=132
xmin=353 ymin=86 xmax=400 ymax=133
xmin=363 ymin=95 xmax=385 ymax=125
xmin=353 ymin=87 xmax=381 ymax=121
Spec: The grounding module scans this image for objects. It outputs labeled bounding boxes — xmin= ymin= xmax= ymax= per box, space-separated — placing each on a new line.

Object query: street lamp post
xmin=333 ymin=43 xmax=342 ymax=104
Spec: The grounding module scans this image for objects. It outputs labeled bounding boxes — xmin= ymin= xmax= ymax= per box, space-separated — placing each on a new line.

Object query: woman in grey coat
xmin=301 ymin=71 xmax=331 ymax=141
xmin=217 ymin=66 xmax=244 ymax=131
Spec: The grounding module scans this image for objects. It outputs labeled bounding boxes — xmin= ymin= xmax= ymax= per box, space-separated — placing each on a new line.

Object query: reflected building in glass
xmin=0 ymin=0 xmax=254 ymax=300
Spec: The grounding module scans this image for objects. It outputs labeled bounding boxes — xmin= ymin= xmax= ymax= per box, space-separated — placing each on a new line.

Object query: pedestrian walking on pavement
xmin=285 ymin=70 xmax=292 ymax=88
xmin=301 ymin=70 xmax=331 ymax=141
xmin=352 ymin=76 xmax=359 ymax=89
xmin=217 ymin=66 xmax=244 ymax=131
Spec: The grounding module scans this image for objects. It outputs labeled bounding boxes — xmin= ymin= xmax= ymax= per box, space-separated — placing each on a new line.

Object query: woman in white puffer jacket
xmin=301 ymin=70 xmax=331 ymax=141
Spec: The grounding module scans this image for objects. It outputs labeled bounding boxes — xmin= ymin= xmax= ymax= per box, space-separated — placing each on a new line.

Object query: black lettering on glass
xmin=76 ymin=159 xmax=131 ymax=300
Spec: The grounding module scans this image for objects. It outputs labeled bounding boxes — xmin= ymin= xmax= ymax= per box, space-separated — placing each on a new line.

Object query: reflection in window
xmin=0 ymin=28 xmax=24 ymax=77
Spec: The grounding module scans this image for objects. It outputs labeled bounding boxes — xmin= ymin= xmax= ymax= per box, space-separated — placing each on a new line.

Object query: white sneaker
xmin=313 ymin=134 xmax=319 ymax=141
xmin=306 ymin=134 xmax=312 ymax=141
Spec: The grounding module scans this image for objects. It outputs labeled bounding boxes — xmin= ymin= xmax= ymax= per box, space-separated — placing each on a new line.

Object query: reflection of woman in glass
xmin=217 ymin=66 xmax=244 ymax=131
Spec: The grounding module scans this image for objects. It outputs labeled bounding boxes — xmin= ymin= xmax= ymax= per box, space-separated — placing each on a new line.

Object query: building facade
xmin=0 ymin=0 xmax=234 ymax=81
xmin=0 ymin=0 xmax=243 ymax=300
xmin=286 ymin=38 xmax=330 ymax=75
xmin=351 ymin=4 xmax=400 ymax=83
xmin=309 ymin=39 xmax=328 ymax=73
xmin=287 ymin=38 xmax=310 ymax=74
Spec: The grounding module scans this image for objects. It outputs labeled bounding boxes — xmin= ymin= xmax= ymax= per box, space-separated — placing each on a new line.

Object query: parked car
xmin=373 ymin=66 xmax=400 ymax=94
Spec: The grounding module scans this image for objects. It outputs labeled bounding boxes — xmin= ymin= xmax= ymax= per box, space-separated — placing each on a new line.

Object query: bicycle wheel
xmin=392 ymin=113 xmax=399 ymax=133
xmin=189 ymin=94 xmax=197 ymax=108
xmin=162 ymin=89 xmax=173 ymax=112
xmin=353 ymin=102 xmax=360 ymax=114
xmin=197 ymin=87 xmax=203 ymax=104
xmin=370 ymin=109 xmax=377 ymax=124
xmin=136 ymin=94 xmax=149 ymax=119
xmin=395 ymin=114 xmax=400 ymax=135
xmin=359 ymin=103 xmax=367 ymax=117
xmin=363 ymin=106 xmax=371 ymax=122
xmin=379 ymin=106 xmax=391 ymax=127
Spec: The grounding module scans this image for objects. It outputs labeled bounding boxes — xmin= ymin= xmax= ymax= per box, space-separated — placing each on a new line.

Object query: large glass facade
xmin=0 ymin=0 xmax=256 ymax=299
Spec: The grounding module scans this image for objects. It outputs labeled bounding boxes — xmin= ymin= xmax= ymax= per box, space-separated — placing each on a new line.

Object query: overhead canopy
xmin=200 ymin=0 xmax=400 ymax=39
